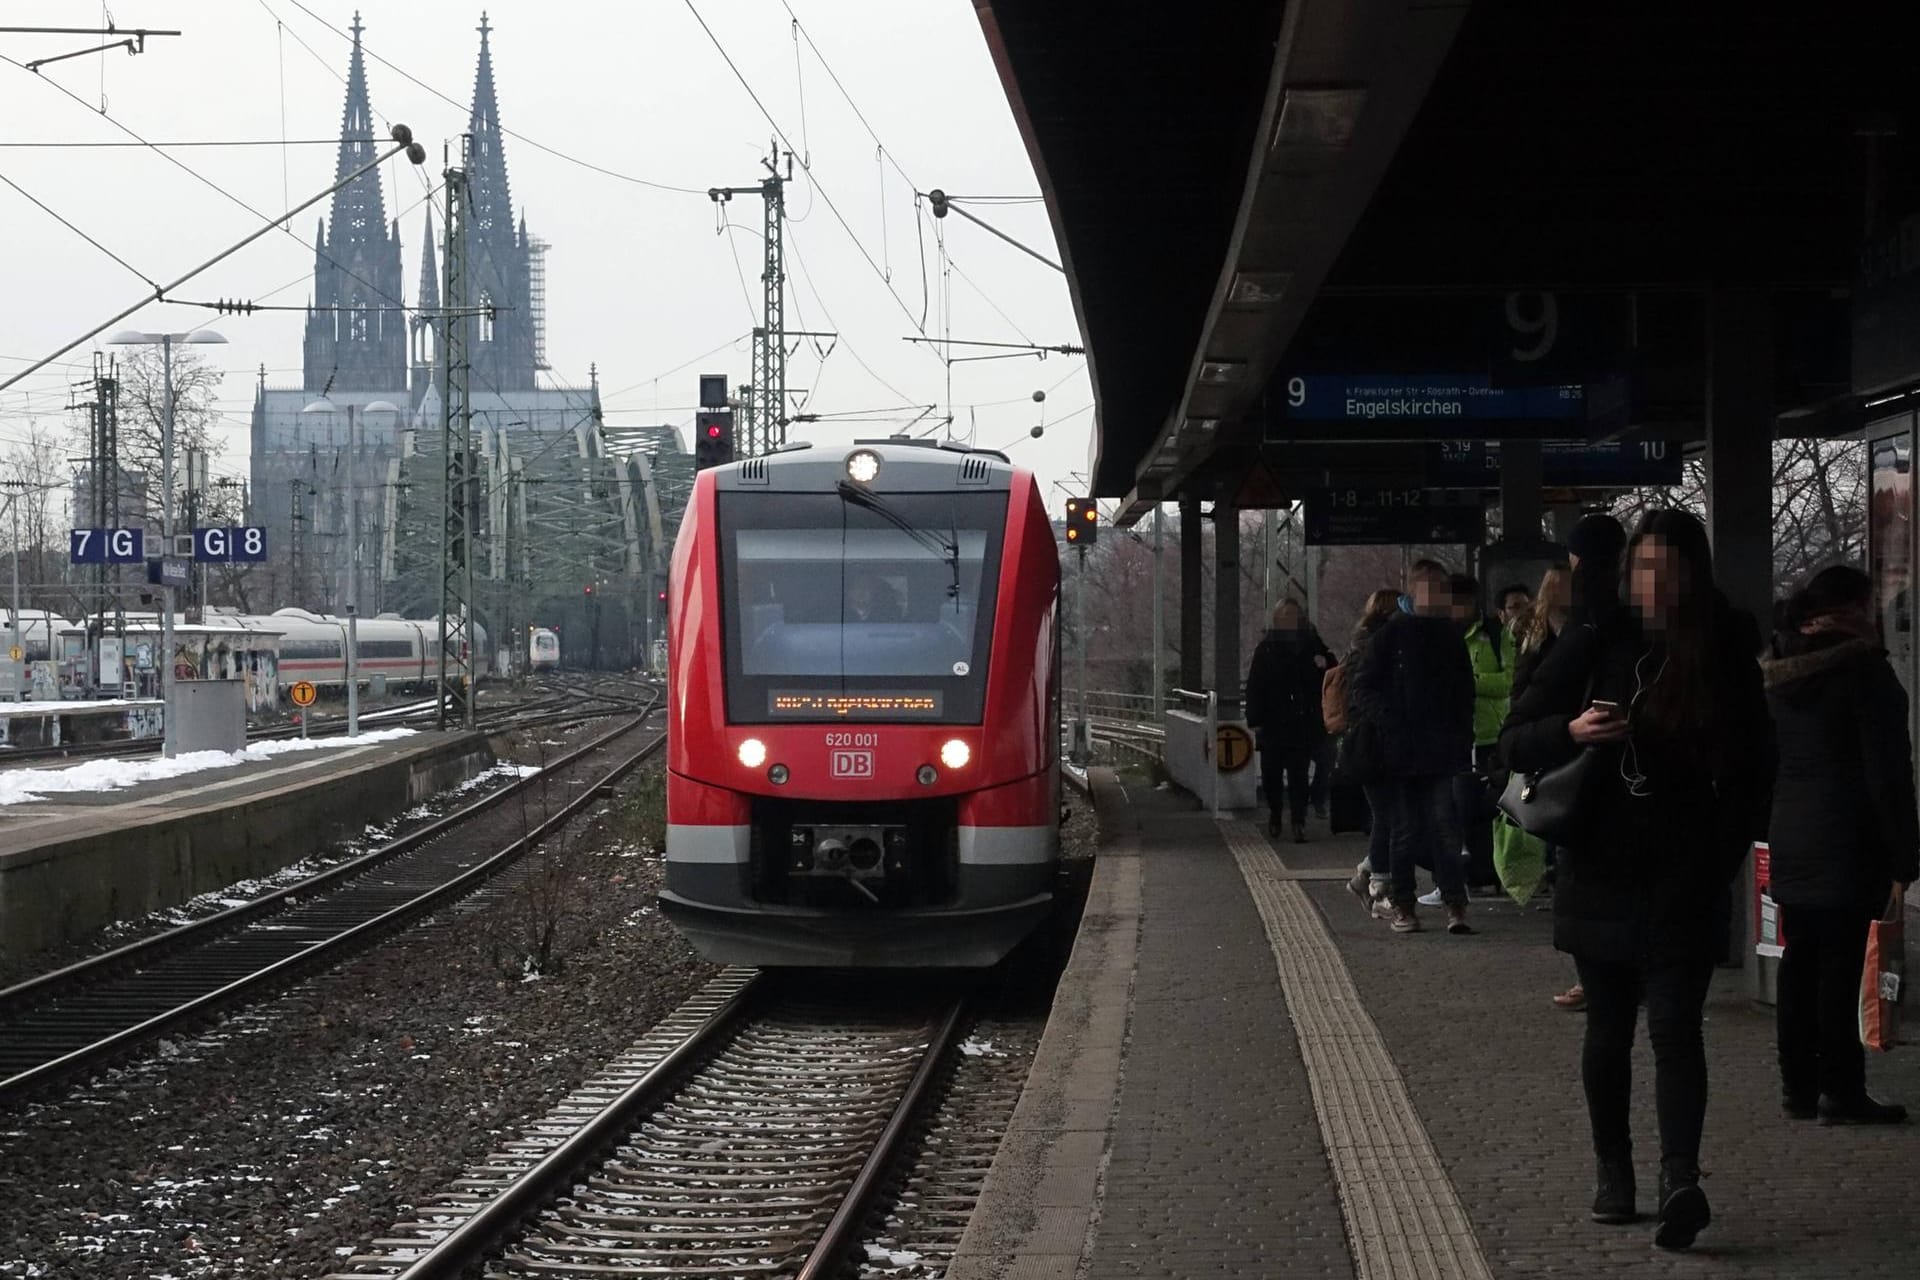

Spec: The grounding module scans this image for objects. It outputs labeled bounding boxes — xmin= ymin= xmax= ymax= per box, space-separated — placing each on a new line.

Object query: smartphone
xmin=1589 ymin=699 xmax=1622 ymax=717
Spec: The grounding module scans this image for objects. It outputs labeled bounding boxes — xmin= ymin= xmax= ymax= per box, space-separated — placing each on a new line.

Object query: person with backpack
xmin=1347 ymin=561 xmax=1477 ymax=934
xmin=1245 ymin=598 xmax=1336 ymax=841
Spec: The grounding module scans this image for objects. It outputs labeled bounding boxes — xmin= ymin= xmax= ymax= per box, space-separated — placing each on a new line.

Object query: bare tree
xmin=0 ymin=418 xmax=73 ymax=612
xmin=94 ymin=346 xmax=225 ymax=528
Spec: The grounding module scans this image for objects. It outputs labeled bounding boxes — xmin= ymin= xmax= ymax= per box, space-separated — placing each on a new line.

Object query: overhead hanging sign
xmin=69 ymin=527 xmax=145 ymax=564
xmin=1304 ymin=488 xmax=1486 ymax=547
xmin=1427 ymin=436 xmax=1683 ymax=488
xmin=1279 ymin=375 xmax=1589 ymax=425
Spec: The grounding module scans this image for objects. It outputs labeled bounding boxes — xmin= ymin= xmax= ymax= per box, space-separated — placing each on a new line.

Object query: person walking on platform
xmin=1762 ymin=565 xmax=1916 ymax=1125
xmin=1342 ymin=587 xmax=1404 ymax=917
xmin=1348 ymin=560 xmax=1476 ymax=935
xmin=1246 ymin=598 xmax=1335 ymax=842
xmin=1500 ymin=509 xmax=1773 ymax=1251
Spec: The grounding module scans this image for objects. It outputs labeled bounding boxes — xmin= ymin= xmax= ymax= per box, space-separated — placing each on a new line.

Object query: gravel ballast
xmin=0 ymin=751 xmax=712 ymax=1279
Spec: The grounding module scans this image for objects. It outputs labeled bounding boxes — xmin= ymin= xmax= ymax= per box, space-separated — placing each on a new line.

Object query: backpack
xmin=1321 ymin=662 xmax=1349 ymax=734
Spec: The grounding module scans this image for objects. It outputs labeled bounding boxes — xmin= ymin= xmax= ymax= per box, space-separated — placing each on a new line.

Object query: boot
xmin=1653 ymin=1159 xmax=1710 ymax=1251
xmin=1388 ymin=902 xmax=1421 ymax=934
xmin=1292 ymin=822 xmax=1307 ymax=844
xmin=1445 ymin=903 xmax=1473 ymax=936
xmin=1590 ymin=1155 xmax=1635 ymax=1225
xmin=1266 ymin=813 xmax=1282 ymax=838
xmin=1781 ymin=1089 xmax=1818 ymax=1121
xmin=1818 ymin=1093 xmax=1908 ymax=1125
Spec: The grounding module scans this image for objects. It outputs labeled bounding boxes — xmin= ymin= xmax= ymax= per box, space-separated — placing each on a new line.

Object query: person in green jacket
xmin=1439 ymin=571 xmax=1512 ymax=895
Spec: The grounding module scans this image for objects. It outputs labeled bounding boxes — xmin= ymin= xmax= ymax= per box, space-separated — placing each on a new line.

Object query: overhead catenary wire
xmin=0 ymin=170 xmax=157 ymax=287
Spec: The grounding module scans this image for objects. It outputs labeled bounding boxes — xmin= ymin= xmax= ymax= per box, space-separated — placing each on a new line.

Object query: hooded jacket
xmin=1245 ymin=627 xmax=1336 ymax=748
xmin=1761 ymin=634 xmax=1919 ymax=911
xmin=1464 ymin=616 xmax=1513 ymax=746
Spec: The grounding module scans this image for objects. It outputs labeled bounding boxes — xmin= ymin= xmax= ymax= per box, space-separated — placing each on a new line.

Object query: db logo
xmin=831 ymin=750 xmax=874 ymax=779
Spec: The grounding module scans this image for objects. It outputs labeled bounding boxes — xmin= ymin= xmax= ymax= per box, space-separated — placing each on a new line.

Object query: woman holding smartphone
xmin=1499 ymin=509 xmax=1773 ymax=1250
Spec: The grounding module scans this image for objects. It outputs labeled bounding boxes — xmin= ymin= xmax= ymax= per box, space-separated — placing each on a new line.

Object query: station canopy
xmin=976 ymin=2 xmax=1920 ymax=520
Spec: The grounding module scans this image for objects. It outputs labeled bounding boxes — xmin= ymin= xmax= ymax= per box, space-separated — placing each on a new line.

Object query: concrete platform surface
xmin=0 ymin=730 xmax=494 ymax=957
xmin=955 ymin=772 xmax=1920 ymax=1280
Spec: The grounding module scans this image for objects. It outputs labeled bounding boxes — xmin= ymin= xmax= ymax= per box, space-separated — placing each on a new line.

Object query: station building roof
xmin=976 ymin=3 xmax=1920 ymax=514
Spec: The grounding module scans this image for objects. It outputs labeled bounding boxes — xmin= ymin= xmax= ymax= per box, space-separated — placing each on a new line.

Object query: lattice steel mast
xmin=437 ymin=143 xmax=477 ymax=730
xmin=709 ymin=147 xmax=791 ymax=457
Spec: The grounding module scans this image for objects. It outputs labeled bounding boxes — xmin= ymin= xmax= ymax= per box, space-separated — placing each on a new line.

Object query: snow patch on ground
xmin=0 ymin=728 xmax=418 ymax=805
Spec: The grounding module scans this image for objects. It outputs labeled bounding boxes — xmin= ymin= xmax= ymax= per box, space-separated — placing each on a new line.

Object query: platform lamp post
xmin=109 ymin=328 xmax=226 ymax=757
xmin=302 ymin=397 xmax=398 ymax=738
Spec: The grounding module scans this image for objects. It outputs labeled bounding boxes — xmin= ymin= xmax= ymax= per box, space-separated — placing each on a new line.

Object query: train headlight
xmin=845 ymin=449 xmax=882 ymax=484
xmin=737 ymin=738 xmax=768 ymax=768
xmin=916 ymin=764 xmax=938 ymax=786
xmin=940 ymin=739 xmax=971 ymax=769
xmin=768 ymin=763 xmax=789 ymax=785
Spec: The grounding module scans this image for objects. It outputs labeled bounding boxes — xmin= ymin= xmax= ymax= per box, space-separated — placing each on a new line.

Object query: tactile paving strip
xmin=1220 ymin=819 xmax=1495 ymax=1280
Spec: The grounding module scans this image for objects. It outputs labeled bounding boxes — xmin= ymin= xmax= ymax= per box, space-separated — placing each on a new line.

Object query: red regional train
xmin=660 ymin=439 xmax=1062 ymax=967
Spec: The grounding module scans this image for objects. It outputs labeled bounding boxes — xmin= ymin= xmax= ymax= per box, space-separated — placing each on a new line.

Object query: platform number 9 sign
xmin=1504 ymin=290 xmax=1559 ymax=363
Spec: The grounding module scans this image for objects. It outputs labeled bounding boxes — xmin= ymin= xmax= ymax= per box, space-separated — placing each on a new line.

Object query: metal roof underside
xmin=980 ymin=4 xmax=1920 ymax=508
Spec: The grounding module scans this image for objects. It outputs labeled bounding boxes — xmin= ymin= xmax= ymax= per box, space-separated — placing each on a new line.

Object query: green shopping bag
xmin=1493 ymin=813 xmax=1547 ymax=906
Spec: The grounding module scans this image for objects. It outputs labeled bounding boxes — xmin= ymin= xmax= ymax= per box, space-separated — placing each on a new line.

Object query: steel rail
xmin=0 ymin=703 xmax=654 ymax=1017
xmin=0 ymin=714 xmax=664 ymax=1102
xmin=387 ymin=974 xmax=764 ymax=1280
xmin=795 ymin=998 xmax=969 ymax=1279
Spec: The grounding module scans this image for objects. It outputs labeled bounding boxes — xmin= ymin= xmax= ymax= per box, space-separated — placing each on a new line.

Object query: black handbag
xmin=1496 ymin=749 xmax=1599 ymax=846
xmin=1496 ymin=635 xmax=1600 ymax=844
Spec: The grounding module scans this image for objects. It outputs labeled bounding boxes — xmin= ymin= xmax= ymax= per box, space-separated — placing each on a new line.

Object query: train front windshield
xmin=717 ymin=490 xmax=1007 ymax=723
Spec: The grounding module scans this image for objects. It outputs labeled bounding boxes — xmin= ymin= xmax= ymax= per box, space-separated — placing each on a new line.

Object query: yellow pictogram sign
xmin=1216 ymin=723 xmax=1254 ymax=773
xmin=290 ymin=680 xmax=317 ymax=708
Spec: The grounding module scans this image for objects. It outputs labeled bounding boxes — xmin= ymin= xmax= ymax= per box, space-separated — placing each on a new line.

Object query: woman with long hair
xmin=1499 ymin=509 xmax=1773 ymax=1249
xmin=1343 ymin=587 xmax=1404 ymax=917
xmin=1762 ymin=565 xmax=1916 ymax=1124
xmin=1511 ymin=565 xmax=1571 ymax=698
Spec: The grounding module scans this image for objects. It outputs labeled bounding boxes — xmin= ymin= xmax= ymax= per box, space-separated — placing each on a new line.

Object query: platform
xmin=0 ymin=730 xmax=494 ymax=958
xmin=952 ymin=772 xmax=1920 ymax=1280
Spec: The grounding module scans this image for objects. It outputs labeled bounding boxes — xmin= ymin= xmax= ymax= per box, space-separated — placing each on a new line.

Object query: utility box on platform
xmin=173 ymin=679 xmax=246 ymax=754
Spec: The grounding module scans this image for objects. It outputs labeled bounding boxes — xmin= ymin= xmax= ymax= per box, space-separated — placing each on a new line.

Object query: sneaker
xmin=1782 ymin=1091 xmax=1818 ymax=1121
xmin=1345 ymin=863 xmax=1372 ymax=910
xmin=1369 ymin=896 xmax=1397 ymax=922
xmin=1818 ymin=1094 xmax=1909 ymax=1125
xmin=1591 ymin=1156 xmax=1635 ymax=1225
xmin=1552 ymin=984 xmax=1587 ymax=1012
xmin=1416 ymin=886 xmax=1444 ymax=907
xmin=1389 ymin=904 xmax=1421 ymax=933
xmin=1653 ymin=1162 xmax=1710 ymax=1251
xmin=1445 ymin=905 xmax=1473 ymax=935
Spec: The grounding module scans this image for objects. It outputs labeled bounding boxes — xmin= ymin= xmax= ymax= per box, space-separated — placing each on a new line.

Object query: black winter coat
xmin=1245 ymin=629 xmax=1335 ymax=749
xmin=1761 ymin=635 xmax=1920 ymax=912
xmin=1497 ymin=598 xmax=1775 ymax=964
xmin=1346 ymin=612 xmax=1474 ymax=780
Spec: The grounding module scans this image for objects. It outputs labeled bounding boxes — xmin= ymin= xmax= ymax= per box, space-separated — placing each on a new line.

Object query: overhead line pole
xmin=437 ymin=142 xmax=476 ymax=731
xmin=710 ymin=147 xmax=792 ymax=458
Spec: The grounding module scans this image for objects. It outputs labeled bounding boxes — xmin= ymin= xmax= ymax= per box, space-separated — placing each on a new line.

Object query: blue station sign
xmin=1281 ymin=374 xmax=1589 ymax=424
xmin=194 ymin=526 xmax=269 ymax=563
xmin=1303 ymin=488 xmax=1487 ymax=547
xmin=1428 ymin=436 xmax=1683 ymax=488
xmin=69 ymin=527 xmax=145 ymax=564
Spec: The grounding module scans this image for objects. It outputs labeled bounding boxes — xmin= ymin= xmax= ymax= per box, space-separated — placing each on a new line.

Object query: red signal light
xmin=706 ymin=424 xmax=723 ymax=438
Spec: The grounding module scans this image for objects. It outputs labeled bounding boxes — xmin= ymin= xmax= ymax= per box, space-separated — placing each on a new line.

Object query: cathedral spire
xmin=460 ymin=11 xmax=536 ymax=388
xmin=329 ymin=11 xmax=386 ymax=238
xmin=304 ymin=10 xmax=406 ymax=392
xmin=467 ymin=10 xmax=511 ymax=238
xmin=418 ymin=210 xmax=440 ymax=313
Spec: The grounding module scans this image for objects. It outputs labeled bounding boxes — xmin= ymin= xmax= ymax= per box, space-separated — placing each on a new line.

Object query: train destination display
xmin=1304 ymin=488 xmax=1487 ymax=547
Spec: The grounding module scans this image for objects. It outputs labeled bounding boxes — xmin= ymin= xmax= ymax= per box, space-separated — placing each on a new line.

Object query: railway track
xmin=325 ymin=969 xmax=967 ymax=1280
xmin=0 ymin=705 xmax=666 ymax=1105
xmin=0 ymin=672 xmax=662 ymax=765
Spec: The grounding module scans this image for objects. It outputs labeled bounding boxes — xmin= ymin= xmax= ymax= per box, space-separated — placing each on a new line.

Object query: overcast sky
xmin=0 ymin=1 xmax=1093 ymax=500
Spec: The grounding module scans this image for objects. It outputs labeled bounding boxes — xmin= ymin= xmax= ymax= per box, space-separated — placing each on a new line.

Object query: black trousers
xmin=1776 ymin=903 xmax=1874 ymax=1103
xmin=1260 ymin=743 xmax=1311 ymax=827
xmin=1574 ymin=953 xmax=1716 ymax=1165
xmin=1452 ymin=744 xmax=1498 ymax=887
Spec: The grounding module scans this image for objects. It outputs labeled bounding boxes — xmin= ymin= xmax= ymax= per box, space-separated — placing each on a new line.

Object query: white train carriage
xmin=256 ymin=609 xmax=491 ymax=694
xmin=528 ymin=627 xmax=561 ymax=672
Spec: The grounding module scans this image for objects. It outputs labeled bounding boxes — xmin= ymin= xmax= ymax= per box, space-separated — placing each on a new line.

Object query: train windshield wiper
xmin=835 ymin=481 xmax=961 ymax=602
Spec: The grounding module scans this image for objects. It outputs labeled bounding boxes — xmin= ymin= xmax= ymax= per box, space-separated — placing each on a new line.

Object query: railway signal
xmin=1064 ymin=498 xmax=1098 ymax=545
xmin=695 ymin=409 xmax=735 ymax=471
